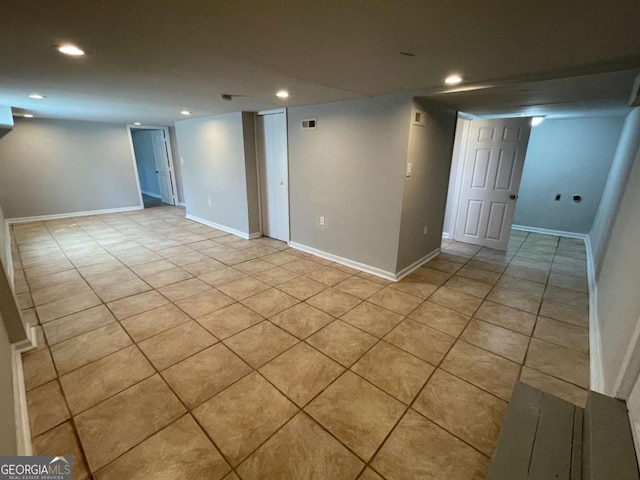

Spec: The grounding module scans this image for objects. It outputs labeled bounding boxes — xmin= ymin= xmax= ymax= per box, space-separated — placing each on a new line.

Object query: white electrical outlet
xmin=319 ymin=216 xmax=325 ymax=226
xmin=423 ymin=225 xmax=428 ymax=235
xmin=208 ymin=198 xmax=212 ymax=206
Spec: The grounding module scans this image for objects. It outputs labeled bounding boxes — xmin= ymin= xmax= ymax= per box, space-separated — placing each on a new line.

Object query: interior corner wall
xmin=0 ymin=310 xmax=17 ymax=455
xmin=513 ymin=116 xmax=625 ymax=233
xmin=396 ymin=99 xmax=457 ymax=272
xmin=241 ymin=112 xmax=260 ymax=235
xmin=167 ymin=127 xmax=185 ymax=204
xmin=0 ymin=118 xmax=141 ymax=219
xmin=287 ymin=94 xmax=411 ymax=274
xmin=131 ymin=130 xmax=161 ymax=197
xmin=595 ymin=136 xmax=640 ymax=396
xmin=174 ymin=112 xmax=255 ymax=235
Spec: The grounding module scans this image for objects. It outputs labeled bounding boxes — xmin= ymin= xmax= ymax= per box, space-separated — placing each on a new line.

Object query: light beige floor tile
xmin=384 ymin=319 xmax=455 ymax=365
xmin=460 ymin=319 xmax=529 ymax=363
xmin=486 ymin=286 xmax=541 ymax=314
xmin=525 ymin=338 xmax=589 ymax=389
xmin=306 ymin=371 xmax=405 ymax=461
xmin=36 ymin=291 xmax=102 ymax=323
xmin=341 ymin=301 xmax=404 ymax=338
xmin=181 ymin=258 xmax=226 ymax=276
xmin=33 ymin=421 xmax=90 ymax=480
xmin=426 ymin=258 xmax=464 ymax=274
xmin=368 ymin=287 xmax=422 ymax=315
xmin=129 ymin=259 xmax=176 ymax=276
xmin=95 ymin=415 xmax=230 ymax=480
xmin=503 ymin=264 xmax=550 ymax=284
xmin=445 ymin=275 xmax=493 ymax=298
xmin=334 ymin=276 xmax=383 ymax=299
xmin=138 ymin=321 xmax=217 ymax=370
xmin=198 ymin=267 xmax=246 ymax=287
xmin=496 ymin=275 xmax=545 ymax=297
xmin=236 ymin=412 xmax=363 ymax=480
xmin=307 ymin=320 xmax=377 ymax=367
xmin=409 ymin=301 xmax=470 ymax=337
xmin=162 ymin=343 xmax=251 ymax=408
xmin=282 ymin=258 xmax=322 ymax=275
xmin=27 ymin=380 xmax=70 ymax=436
xmin=253 ymin=266 xmax=299 ymax=286
xmin=456 ymin=265 xmax=501 ymax=285
xmin=305 ymin=266 xmax=352 ymax=286
xmin=539 ymin=299 xmax=588 ymax=327
xmin=352 ymin=341 xmax=434 ymax=404
xmin=218 ymin=277 xmax=270 ymax=300
xmin=414 ymin=369 xmax=507 ymax=455
xmin=306 ymin=288 xmax=362 ymax=317
xmin=50 ymin=323 xmax=132 ymax=374
xmin=441 ymin=340 xmax=520 ymax=401
xmin=43 ymin=305 xmax=116 ymax=345
xmin=60 ymin=345 xmax=154 ymax=415
xmin=278 ymin=276 xmax=327 ymax=300
xmin=359 ymin=468 xmax=384 ymax=480
xmin=270 ymin=303 xmax=334 ymax=339
xmin=121 ymin=303 xmax=191 ymax=341
xmin=242 ymin=288 xmax=299 ymax=317
xmin=548 ymin=272 xmax=588 ymax=293
xmin=224 ymin=320 xmax=298 ymax=368
xmin=175 ymin=289 xmax=235 ymax=318
xmin=371 ymin=409 xmax=488 ymax=480
xmin=520 ymin=366 xmax=588 ymax=407
xmin=17 ymin=292 xmax=34 ymax=309
xmin=234 ymin=258 xmax=275 ymax=275
xmin=467 ymin=257 xmax=508 ymax=274
xmin=389 ymin=277 xmax=438 ymax=299
xmin=262 ymin=251 xmax=298 ymax=266
xmin=474 ymin=301 xmax=537 ymax=335
xmin=158 ymin=278 xmax=212 ymax=302
xmin=31 ymin=278 xmax=91 ymax=306
xmin=197 ymin=303 xmax=263 ymax=339
xmin=22 ymin=348 xmax=57 ymax=391
xmin=534 ymin=316 xmax=589 ymax=353
xmin=138 ymin=266 xmax=193 ymax=288
xmin=429 ymin=286 xmax=483 ymax=315
xmin=169 ymin=251 xmax=210 ymax=267
xmin=27 ymin=269 xmax=83 ymax=291
xmin=260 ymin=342 xmax=344 ymax=406
xmin=75 ymin=375 xmax=186 ymax=472
xmin=193 ymin=372 xmax=298 ymax=466
xmin=106 ymin=290 xmax=169 ymax=320
xmin=544 ymin=285 xmax=589 ymax=310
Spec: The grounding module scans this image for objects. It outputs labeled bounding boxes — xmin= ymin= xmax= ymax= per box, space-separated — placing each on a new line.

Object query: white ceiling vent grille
xmin=301 ymin=117 xmax=317 ymax=130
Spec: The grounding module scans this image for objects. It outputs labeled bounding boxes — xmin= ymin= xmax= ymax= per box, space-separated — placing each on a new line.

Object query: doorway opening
xmin=128 ymin=125 xmax=178 ymax=208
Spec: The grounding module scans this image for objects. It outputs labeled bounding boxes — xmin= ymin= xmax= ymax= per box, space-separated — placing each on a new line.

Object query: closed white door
xmin=151 ymin=130 xmax=175 ymax=205
xmin=454 ymin=118 xmax=532 ymax=250
xmin=257 ymin=112 xmax=289 ymax=242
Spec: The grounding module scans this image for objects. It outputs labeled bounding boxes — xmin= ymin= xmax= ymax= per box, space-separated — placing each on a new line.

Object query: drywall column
xmin=590 ymin=108 xmax=640 ymax=273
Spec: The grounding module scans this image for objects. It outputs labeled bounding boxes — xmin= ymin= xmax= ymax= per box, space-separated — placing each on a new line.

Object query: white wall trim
xmin=12 ymin=328 xmax=36 ymax=456
xmin=141 ymin=190 xmax=162 ymax=200
xmin=5 ymin=205 xmax=143 ymax=225
xmin=442 ymin=232 xmax=451 ymax=240
xmin=4 ymin=220 xmax=14 ymax=286
xmin=288 ymin=241 xmax=397 ymax=281
xmin=395 ymin=248 xmax=441 ymax=282
xmin=514 ymin=224 xmax=604 ymax=393
xmin=177 ymin=202 xmax=186 ymax=207
xmin=185 ymin=214 xmax=253 ymax=240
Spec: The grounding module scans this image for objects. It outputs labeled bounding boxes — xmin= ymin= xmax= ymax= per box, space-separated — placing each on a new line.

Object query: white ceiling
xmin=2 ymin=0 xmax=640 ymax=125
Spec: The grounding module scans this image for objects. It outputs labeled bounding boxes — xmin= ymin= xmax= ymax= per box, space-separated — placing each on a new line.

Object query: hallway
xmin=14 ymin=206 xmax=589 ymax=479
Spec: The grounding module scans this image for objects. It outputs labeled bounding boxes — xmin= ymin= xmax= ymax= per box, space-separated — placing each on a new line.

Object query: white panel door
xmin=151 ymin=130 xmax=175 ymax=205
xmin=454 ymin=118 xmax=532 ymax=250
xmin=257 ymin=112 xmax=289 ymax=241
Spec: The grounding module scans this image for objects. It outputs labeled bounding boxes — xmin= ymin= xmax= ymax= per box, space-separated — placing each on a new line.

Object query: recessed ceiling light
xmin=23 ymin=114 xmax=34 ymax=118
xmin=58 ymin=44 xmax=85 ymax=56
xmin=180 ymin=110 xmax=191 ymax=116
xmin=531 ymin=116 xmax=545 ymax=126
xmin=133 ymin=122 xmax=141 ymax=126
xmin=276 ymin=90 xmax=290 ymax=99
xmin=28 ymin=94 xmax=45 ymax=100
xmin=444 ymin=74 xmax=463 ymax=85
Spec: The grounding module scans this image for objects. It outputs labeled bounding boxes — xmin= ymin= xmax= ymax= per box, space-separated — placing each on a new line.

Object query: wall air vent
xmin=412 ymin=109 xmax=426 ymax=126
xmin=301 ymin=118 xmax=317 ymax=130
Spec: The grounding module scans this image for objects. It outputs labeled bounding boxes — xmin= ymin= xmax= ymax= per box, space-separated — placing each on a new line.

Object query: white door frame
xmin=255 ymin=108 xmax=290 ymax=241
xmin=127 ymin=125 xmax=179 ymax=207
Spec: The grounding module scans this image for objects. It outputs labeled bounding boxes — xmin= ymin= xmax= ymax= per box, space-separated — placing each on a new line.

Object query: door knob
xmin=509 ymin=194 xmax=518 ymax=200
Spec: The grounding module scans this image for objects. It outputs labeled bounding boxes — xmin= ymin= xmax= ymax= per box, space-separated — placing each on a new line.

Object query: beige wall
xmin=0 ymin=309 xmax=17 ymax=455
xmin=396 ymin=99 xmax=457 ymax=272
xmin=0 ymin=118 xmax=141 ymax=219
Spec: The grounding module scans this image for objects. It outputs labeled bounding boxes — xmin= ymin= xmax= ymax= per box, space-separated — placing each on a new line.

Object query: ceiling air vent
xmin=301 ymin=118 xmax=317 ymax=130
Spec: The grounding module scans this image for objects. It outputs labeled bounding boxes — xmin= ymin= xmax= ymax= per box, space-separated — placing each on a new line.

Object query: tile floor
xmin=13 ymin=206 xmax=590 ymax=479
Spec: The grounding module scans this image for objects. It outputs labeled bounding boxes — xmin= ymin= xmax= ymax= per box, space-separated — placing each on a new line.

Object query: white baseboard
xmin=442 ymin=232 xmax=451 ymax=240
xmin=585 ymin=234 xmax=604 ymax=394
xmin=6 ymin=205 xmax=143 ymax=225
xmin=141 ymin=190 xmax=162 ymax=199
xmin=248 ymin=232 xmax=262 ymax=240
xmin=185 ymin=214 xmax=253 ymax=240
xmin=511 ymin=224 xmax=588 ymax=240
xmin=12 ymin=331 xmax=36 ymax=456
xmin=395 ymin=248 xmax=441 ymax=282
xmin=177 ymin=202 xmax=186 ymax=207
xmin=288 ymin=241 xmax=397 ymax=281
